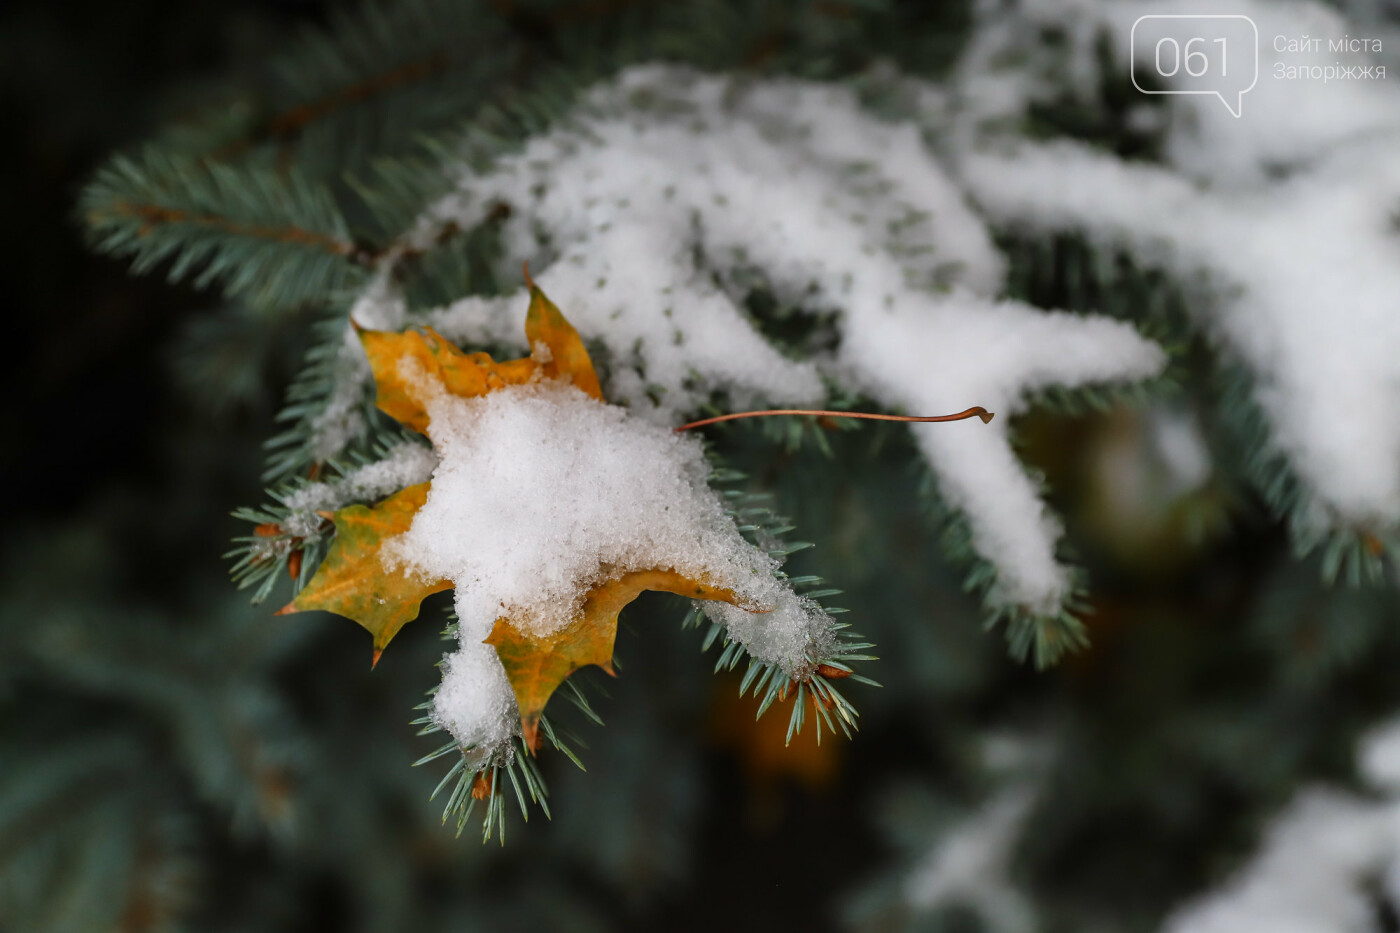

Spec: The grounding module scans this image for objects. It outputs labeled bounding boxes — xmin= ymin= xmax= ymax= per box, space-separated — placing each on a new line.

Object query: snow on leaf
xmin=277 ymin=483 xmax=450 ymax=666
xmin=302 ymin=287 xmax=801 ymax=755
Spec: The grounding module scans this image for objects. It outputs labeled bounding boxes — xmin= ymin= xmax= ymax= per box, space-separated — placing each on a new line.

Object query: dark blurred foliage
xmin=1 ymin=0 xmax=328 ymax=511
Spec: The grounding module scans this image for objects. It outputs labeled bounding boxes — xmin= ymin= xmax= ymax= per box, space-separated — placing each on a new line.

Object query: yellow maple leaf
xmin=358 ymin=280 xmax=601 ymax=434
xmin=358 ymin=326 xmax=537 ymax=433
xmin=486 ymin=568 xmax=742 ymax=752
xmin=277 ymin=483 xmax=451 ymax=667
xmin=294 ymin=284 xmax=747 ymax=746
xmin=522 ymin=281 xmax=603 ymax=401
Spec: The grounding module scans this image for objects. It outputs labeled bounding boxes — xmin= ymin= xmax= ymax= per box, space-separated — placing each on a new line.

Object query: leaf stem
xmin=674 ymin=407 xmax=994 ymax=432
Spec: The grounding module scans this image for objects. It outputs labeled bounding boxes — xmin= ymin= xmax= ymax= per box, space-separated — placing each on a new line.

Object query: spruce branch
xmin=695 ymin=467 xmax=878 ymax=743
xmin=412 ymin=610 xmax=604 ymax=843
xmin=1003 ymin=228 xmax=1399 ymax=588
xmin=1213 ymin=360 xmax=1399 ymax=588
xmin=238 ymin=54 xmax=452 ymax=154
xmin=915 ymin=458 xmax=1093 ymax=669
xmin=409 ymin=462 xmax=877 ymax=841
xmin=95 ymin=201 xmax=357 ymax=258
xmin=81 ymin=149 xmax=362 ymax=309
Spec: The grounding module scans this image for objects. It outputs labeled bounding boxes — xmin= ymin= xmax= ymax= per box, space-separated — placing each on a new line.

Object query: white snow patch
xmin=1360 ymin=718 xmax=1400 ymax=792
xmin=903 ymin=786 xmax=1039 ymax=933
xmin=280 ymin=442 xmax=439 ymax=538
xmin=1149 ymin=408 xmax=1213 ymax=496
xmin=387 ymin=376 xmax=833 ymax=755
xmin=1163 ymin=789 xmax=1399 ymax=933
xmin=1163 ymin=716 xmax=1400 ymax=933
xmin=432 ymin=643 xmax=521 ymax=769
xmin=395 ymin=381 xmax=769 ymax=639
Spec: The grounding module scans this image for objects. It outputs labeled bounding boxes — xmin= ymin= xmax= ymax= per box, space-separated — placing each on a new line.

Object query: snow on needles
xmin=953 ymin=0 xmax=1400 ymax=530
xmin=390 ymin=378 xmax=833 ymax=758
xmin=960 ymin=129 xmax=1400 ymax=532
xmin=903 ymin=786 xmax=1038 ymax=933
xmin=1162 ymin=718 xmax=1400 ymax=933
xmin=280 ymin=441 xmax=438 ymax=539
xmin=409 ymin=65 xmax=1164 ymax=615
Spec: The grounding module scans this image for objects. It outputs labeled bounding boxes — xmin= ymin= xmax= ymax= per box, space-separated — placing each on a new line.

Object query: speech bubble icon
xmin=1130 ymin=14 xmax=1259 ymax=118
